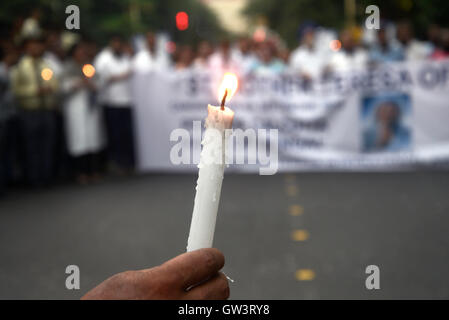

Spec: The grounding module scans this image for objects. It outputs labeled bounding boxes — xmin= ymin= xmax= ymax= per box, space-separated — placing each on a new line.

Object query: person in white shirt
xmin=174 ymin=45 xmax=194 ymax=71
xmin=0 ymin=45 xmax=18 ymax=194
xmin=231 ymin=37 xmax=257 ymax=76
xmin=289 ymin=25 xmax=327 ymax=81
xmin=62 ymin=41 xmax=105 ymax=184
xmin=395 ymin=21 xmax=431 ymax=61
xmin=327 ymin=29 xmax=368 ymax=73
xmin=21 ymin=8 xmax=42 ymax=39
xmin=44 ymin=30 xmax=67 ymax=178
xmin=248 ymin=40 xmax=286 ymax=76
xmin=43 ymin=31 xmax=65 ymax=79
xmin=208 ymin=40 xmax=240 ymax=76
xmin=94 ymin=35 xmax=135 ymax=172
xmin=192 ymin=41 xmax=213 ymax=71
xmin=132 ymin=31 xmax=170 ymax=73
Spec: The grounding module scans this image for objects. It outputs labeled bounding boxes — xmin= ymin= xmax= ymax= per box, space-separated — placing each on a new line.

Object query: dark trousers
xmin=0 ymin=116 xmax=21 ymax=190
xmin=0 ymin=122 xmax=6 ymax=194
xmin=53 ymin=111 xmax=69 ymax=179
xmin=73 ymin=153 xmax=101 ymax=176
xmin=18 ymin=109 xmax=56 ymax=186
xmin=104 ymin=106 xmax=135 ymax=169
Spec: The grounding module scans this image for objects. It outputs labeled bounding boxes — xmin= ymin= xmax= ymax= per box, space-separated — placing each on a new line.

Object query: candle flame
xmin=41 ymin=68 xmax=53 ymax=81
xmin=329 ymin=39 xmax=341 ymax=52
xmin=218 ymin=72 xmax=238 ymax=105
xmin=82 ymin=64 xmax=96 ymax=78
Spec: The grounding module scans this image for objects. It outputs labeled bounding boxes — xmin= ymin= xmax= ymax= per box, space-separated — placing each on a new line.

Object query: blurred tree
xmin=244 ymin=0 xmax=345 ymax=48
xmin=0 ymin=0 xmax=226 ymax=45
xmin=244 ymin=0 xmax=449 ymax=48
xmin=358 ymin=0 xmax=449 ymax=38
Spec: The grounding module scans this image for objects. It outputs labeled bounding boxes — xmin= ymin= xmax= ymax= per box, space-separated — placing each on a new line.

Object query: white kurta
xmin=327 ymin=49 xmax=368 ymax=73
xmin=62 ymin=64 xmax=105 ymax=157
xmin=94 ymin=49 xmax=132 ymax=107
xmin=132 ymin=48 xmax=170 ymax=73
xmin=289 ymin=46 xmax=328 ymax=79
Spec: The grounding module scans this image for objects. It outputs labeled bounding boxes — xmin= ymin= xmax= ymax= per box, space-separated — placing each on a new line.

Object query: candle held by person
xmin=41 ymin=68 xmax=53 ymax=81
xmin=82 ymin=64 xmax=96 ymax=78
xmin=187 ymin=73 xmax=239 ymax=252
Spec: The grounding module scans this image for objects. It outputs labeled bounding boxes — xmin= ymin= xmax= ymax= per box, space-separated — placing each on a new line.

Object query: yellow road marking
xmin=288 ymin=205 xmax=303 ymax=216
xmin=286 ymin=185 xmax=298 ymax=196
xmin=284 ymin=174 xmax=296 ymax=183
xmin=291 ymin=229 xmax=309 ymax=241
xmin=295 ymin=269 xmax=315 ymax=281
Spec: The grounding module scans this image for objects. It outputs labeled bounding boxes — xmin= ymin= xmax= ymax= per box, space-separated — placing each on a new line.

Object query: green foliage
xmin=0 ymin=0 xmax=226 ymax=45
xmin=244 ymin=0 xmax=449 ymax=48
xmin=244 ymin=0 xmax=345 ymax=48
xmin=358 ymin=0 xmax=449 ymax=38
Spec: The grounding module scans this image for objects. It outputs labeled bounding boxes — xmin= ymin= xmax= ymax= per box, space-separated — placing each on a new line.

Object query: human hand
xmin=72 ymin=78 xmax=86 ymax=90
xmin=82 ymin=77 xmax=96 ymax=90
xmin=38 ymin=86 xmax=53 ymax=95
xmin=81 ymin=248 xmax=229 ymax=300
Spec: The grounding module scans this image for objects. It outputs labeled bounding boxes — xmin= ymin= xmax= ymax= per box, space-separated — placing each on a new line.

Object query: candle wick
xmin=220 ymin=89 xmax=228 ymax=110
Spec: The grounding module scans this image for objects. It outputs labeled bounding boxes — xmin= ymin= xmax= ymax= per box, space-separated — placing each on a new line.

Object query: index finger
xmin=160 ymin=248 xmax=225 ymax=290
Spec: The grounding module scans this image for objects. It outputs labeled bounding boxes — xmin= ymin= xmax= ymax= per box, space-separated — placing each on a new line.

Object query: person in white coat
xmin=132 ymin=31 xmax=170 ymax=73
xmin=62 ymin=42 xmax=105 ymax=184
xmin=395 ymin=21 xmax=431 ymax=61
xmin=94 ymin=35 xmax=135 ymax=172
xmin=289 ymin=24 xmax=327 ymax=81
xmin=327 ymin=29 xmax=368 ymax=73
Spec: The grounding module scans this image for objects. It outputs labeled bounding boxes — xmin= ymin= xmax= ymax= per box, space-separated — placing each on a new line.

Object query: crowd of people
xmin=1 ymin=10 xmax=449 ymax=196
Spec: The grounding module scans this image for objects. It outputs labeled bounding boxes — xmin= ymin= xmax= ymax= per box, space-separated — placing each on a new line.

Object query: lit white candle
xmin=187 ymin=73 xmax=238 ymax=251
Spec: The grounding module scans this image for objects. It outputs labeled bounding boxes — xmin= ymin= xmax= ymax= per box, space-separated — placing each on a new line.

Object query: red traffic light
xmin=176 ymin=11 xmax=189 ymax=31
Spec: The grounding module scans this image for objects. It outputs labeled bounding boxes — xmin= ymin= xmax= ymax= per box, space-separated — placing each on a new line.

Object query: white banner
xmin=133 ymin=60 xmax=449 ymax=172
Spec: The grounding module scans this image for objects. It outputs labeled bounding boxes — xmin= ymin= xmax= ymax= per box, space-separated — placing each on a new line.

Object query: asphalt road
xmin=0 ymin=172 xmax=448 ymax=299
